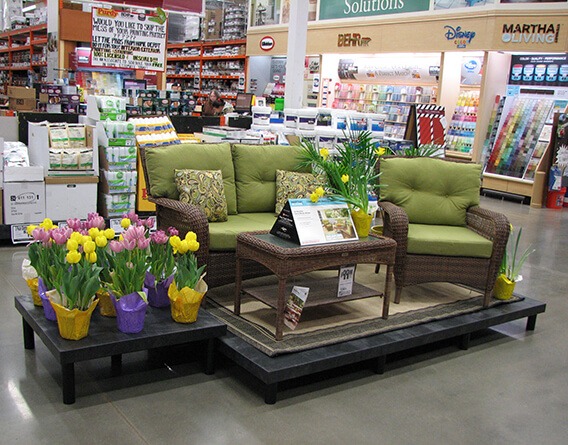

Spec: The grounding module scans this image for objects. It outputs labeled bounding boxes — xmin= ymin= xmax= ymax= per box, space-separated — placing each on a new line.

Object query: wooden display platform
xmin=217 ymin=296 xmax=546 ymax=404
xmin=15 ymin=295 xmax=227 ymax=404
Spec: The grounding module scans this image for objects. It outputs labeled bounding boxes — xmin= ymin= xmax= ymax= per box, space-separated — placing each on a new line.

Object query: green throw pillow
xmin=275 ymin=170 xmax=324 ymax=214
xmin=174 ymin=169 xmax=228 ymax=222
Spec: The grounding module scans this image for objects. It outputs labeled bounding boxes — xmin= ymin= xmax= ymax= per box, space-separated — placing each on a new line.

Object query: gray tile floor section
xmin=1 ymin=196 xmax=566 ymax=445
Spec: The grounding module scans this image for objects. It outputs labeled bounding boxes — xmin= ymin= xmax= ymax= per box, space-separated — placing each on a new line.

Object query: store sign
xmin=91 ymin=8 xmax=167 ymax=72
xmin=508 ymin=54 xmax=568 ymax=87
xmin=502 ymin=23 xmax=561 ymax=45
xmin=338 ymin=56 xmax=440 ymax=85
xmin=444 ymin=25 xmax=476 ymax=49
xmin=320 ymin=0 xmax=429 ymax=21
xmin=338 ymin=33 xmax=371 ymax=47
xmin=260 ymin=36 xmax=275 ymax=51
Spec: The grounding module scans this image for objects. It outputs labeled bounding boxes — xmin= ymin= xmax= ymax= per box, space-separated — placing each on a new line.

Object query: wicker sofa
xmin=140 ymin=142 xmax=311 ymax=288
xmin=378 ymin=156 xmax=510 ymax=307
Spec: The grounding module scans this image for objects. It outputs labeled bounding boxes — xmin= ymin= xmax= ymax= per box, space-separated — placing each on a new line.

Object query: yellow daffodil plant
xmin=499 ymin=226 xmax=535 ymax=282
xmin=298 ymin=128 xmax=383 ymax=214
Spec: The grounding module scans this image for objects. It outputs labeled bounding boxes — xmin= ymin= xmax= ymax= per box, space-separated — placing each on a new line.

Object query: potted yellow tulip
xmin=495 ymin=226 xmax=535 ymax=300
xmin=168 ymin=231 xmax=207 ymax=323
xmin=49 ymin=233 xmax=102 ymax=340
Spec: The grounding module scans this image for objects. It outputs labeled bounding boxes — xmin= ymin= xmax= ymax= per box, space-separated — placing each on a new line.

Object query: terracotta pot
xmin=494 ymin=274 xmax=516 ymax=300
xmin=350 ymin=209 xmax=373 ymax=238
xmin=168 ymin=279 xmax=208 ymax=323
xmin=50 ymin=298 xmax=99 ymax=341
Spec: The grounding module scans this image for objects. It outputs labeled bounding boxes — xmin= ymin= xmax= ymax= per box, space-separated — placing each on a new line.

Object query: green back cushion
xmin=232 ymin=144 xmax=310 ymax=213
xmin=379 ymin=157 xmax=481 ymax=226
xmin=144 ymin=143 xmax=237 ymax=214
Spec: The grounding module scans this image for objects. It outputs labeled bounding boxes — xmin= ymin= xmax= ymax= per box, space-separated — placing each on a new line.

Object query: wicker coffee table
xmin=235 ymin=231 xmax=397 ymax=340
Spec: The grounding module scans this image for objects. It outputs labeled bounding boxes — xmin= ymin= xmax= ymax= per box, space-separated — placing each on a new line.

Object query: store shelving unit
xmin=331 ymin=83 xmax=437 ymax=140
xmin=0 ymin=24 xmax=47 ymax=94
xmin=166 ymin=39 xmax=247 ymax=103
xmin=445 ymin=87 xmax=480 ymax=158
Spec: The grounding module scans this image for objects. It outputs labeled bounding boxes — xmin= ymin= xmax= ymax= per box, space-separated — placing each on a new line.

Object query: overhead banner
xmin=91 ymin=8 xmax=167 ymax=72
xmin=338 ymin=56 xmax=440 ymax=85
xmin=319 ymin=0 xmax=429 ymax=21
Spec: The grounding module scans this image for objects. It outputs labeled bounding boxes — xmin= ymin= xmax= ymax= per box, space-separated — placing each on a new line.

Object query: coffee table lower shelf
xmin=15 ymin=295 xmax=227 ymax=404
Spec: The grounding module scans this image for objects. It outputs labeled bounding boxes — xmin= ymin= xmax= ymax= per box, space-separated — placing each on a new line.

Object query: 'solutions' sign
xmin=319 ymin=0 xmax=429 ymax=21
xmin=91 ymin=8 xmax=167 ymax=72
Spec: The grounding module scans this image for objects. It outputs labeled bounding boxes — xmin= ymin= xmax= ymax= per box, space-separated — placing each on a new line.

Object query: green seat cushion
xmin=232 ymin=144 xmax=310 ymax=213
xmin=209 ymin=213 xmax=277 ymax=250
xmin=380 ymin=157 xmax=481 ymax=226
xmin=144 ymin=142 xmax=237 ymax=215
xmin=407 ymin=223 xmax=493 ymax=258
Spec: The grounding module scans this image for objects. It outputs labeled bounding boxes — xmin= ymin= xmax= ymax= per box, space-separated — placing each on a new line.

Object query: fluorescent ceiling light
xmin=22 ymin=5 xmax=37 ymax=13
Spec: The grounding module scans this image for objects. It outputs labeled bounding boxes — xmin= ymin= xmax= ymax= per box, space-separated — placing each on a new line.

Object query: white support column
xmin=46 ymin=0 xmax=59 ymax=82
xmin=284 ymin=0 xmax=309 ymax=109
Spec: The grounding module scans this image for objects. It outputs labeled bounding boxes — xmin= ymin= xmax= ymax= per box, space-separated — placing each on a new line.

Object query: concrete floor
xmin=1 ymin=196 xmax=566 ymax=445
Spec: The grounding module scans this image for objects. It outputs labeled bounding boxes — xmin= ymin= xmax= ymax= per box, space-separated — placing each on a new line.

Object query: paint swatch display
xmin=446 ymin=90 xmax=479 ymax=154
xmin=485 ymin=96 xmax=554 ymax=179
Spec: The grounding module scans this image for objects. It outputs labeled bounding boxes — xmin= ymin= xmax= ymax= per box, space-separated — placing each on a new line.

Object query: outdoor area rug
xmin=204 ymin=264 xmax=522 ymax=357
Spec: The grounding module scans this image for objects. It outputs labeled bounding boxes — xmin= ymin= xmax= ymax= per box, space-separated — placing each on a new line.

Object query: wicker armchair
xmin=378 ymin=157 xmax=510 ymax=307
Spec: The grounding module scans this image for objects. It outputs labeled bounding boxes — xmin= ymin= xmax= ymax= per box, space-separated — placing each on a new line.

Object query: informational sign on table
xmin=271 ymin=198 xmax=358 ymax=246
xmin=91 ymin=7 xmax=167 ymax=72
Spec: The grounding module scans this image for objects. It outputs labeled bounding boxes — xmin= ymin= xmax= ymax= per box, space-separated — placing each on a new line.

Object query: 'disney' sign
xmin=91 ymin=7 xmax=167 ymax=72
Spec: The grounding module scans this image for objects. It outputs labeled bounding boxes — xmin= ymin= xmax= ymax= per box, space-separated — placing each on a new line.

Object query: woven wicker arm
xmin=149 ymin=196 xmax=210 ymax=267
xmin=378 ymin=201 xmax=409 ymax=286
xmin=466 ymin=205 xmax=511 ymax=288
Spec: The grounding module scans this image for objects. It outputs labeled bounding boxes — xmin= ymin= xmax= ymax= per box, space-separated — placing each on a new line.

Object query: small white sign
xmin=338 ymin=265 xmax=355 ymax=297
xmin=11 ymin=224 xmax=35 ymax=244
xmin=284 ymin=286 xmax=309 ymax=330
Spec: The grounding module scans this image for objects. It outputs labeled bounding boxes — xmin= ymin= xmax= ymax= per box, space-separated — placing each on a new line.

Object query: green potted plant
xmin=297 ymin=128 xmax=383 ymax=237
xmin=495 ymin=226 xmax=535 ymax=300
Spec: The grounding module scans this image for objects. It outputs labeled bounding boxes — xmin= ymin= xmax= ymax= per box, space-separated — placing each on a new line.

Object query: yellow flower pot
xmin=494 ymin=274 xmax=516 ymax=300
xmin=26 ymin=277 xmax=42 ymax=306
xmin=51 ymin=299 xmax=99 ymax=341
xmin=351 ymin=209 xmax=373 ymax=238
xmin=168 ymin=279 xmax=208 ymax=323
xmin=97 ymin=288 xmax=116 ymax=317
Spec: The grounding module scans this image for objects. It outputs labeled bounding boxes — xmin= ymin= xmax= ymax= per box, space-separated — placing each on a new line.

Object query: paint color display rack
xmin=485 ymin=95 xmax=554 ymax=179
xmin=446 ymin=90 xmax=480 ymax=156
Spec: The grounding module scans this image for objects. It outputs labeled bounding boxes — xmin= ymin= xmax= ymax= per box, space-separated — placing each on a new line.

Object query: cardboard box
xmin=136 ymin=155 xmax=155 ymax=212
xmin=28 ymin=122 xmax=98 ymax=176
xmin=3 ymin=165 xmax=44 ymax=183
xmin=45 ymin=176 xmax=98 ymax=221
xmin=8 ymin=86 xmax=37 ymax=111
xmin=3 ymin=181 xmax=45 ymax=224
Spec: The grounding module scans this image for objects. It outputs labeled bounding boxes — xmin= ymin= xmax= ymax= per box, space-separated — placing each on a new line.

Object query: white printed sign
xmin=91 ymin=8 xmax=167 ymax=72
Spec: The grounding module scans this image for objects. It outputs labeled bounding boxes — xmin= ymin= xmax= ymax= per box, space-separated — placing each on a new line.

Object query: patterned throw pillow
xmin=174 ymin=169 xmax=228 ymax=222
xmin=275 ymin=170 xmax=324 ymax=214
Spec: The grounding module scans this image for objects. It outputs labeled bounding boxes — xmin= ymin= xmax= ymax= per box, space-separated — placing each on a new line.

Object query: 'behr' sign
xmin=91 ymin=8 xmax=167 ymax=72
xmin=320 ymin=0 xmax=429 ymax=21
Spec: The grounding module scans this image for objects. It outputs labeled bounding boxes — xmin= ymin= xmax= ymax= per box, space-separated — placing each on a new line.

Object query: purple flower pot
xmin=145 ymin=272 xmax=174 ymax=308
xmin=111 ymin=291 xmax=148 ymax=334
xmin=38 ymin=277 xmax=57 ymax=322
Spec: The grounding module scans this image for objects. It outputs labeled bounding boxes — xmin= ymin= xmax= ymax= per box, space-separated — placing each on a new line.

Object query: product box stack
xmin=222 ymin=2 xmax=247 ymax=40
xmin=167 ymin=12 xmax=201 ymax=43
xmin=86 ymin=95 xmax=136 ymax=218
xmin=27 ymin=122 xmax=98 ymax=222
xmin=131 ymin=116 xmax=181 ymax=212
xmin=203 ymin=8 xmax=223 ymax=40
xmin=1 ymin=138 xmax=45 ymax=225
xmin=8 ymin=86 xmax=36 ymax=112
xmin=97 ymin=120 xmax=137 ymax=217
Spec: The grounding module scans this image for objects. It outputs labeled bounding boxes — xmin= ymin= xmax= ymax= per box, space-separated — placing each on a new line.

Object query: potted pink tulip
xmin=107 ymin=220 xmax=150 ymax=333
xmin=145 ymin=227 xmax=177 ymax=307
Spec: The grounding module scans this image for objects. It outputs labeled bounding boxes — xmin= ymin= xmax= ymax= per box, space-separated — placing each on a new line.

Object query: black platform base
xmin=217 ymin=296 xmax=546 ymax=404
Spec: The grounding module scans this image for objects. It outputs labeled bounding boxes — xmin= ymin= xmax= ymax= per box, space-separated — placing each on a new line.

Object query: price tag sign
xmin=338 ymin=265 xmax=355 ymax=297
xmin=11 ymin=224 xmax=35 ymax=244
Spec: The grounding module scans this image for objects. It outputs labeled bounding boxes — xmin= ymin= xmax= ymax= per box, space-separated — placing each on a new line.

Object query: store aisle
xmin=0 ymin=196 xmax=566 ymax=445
